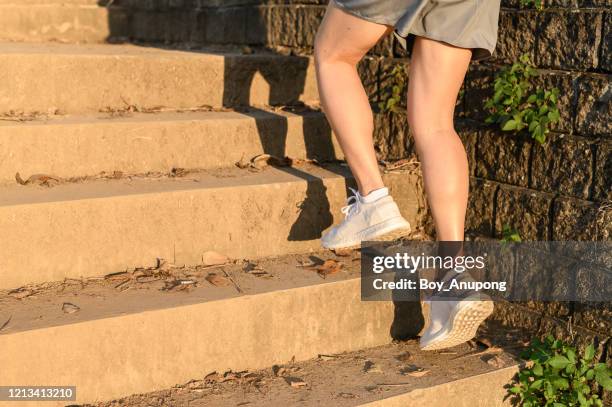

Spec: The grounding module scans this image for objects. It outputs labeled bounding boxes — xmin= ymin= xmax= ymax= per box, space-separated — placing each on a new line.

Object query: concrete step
xmin=0 ymin=164 xmax=421 ymax=290
xmin=0 ymin=109 xmax=341 ymax=184
xmin=0 ymin=249 xmax=517 ymax=406
xmin=0 ymin=2 xmax=126 ymax=43
xmin=0 ymin=42 xmax=318 ymax=115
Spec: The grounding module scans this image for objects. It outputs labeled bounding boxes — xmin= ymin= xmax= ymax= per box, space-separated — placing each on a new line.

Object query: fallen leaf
xmin=205 ymin=273 xmax=230 ymax=287
xmin=204 ymin=372 xmax=220 ymax=382
xmin=318 ymin=354 xmax=340 ymax=361
xmin=235 ymin=155 xmax=251 ymax=169
xmin=285 ymin=377 xmax=307 ymax=388
xmin=363 ymin=360 xmax=382 ymax=374
xmin=394 ymin=351 xmax=412 ymax=362
xmin=202 ymin=251 xmax=230 ymax=267
xmin=243 ymin=261 xmax=268 ymax=276
xmin=8 ymin=288 xmax=34 ymax=299
xmin=383 ymin=158 xmax=420 ymax=173
xmin=170 ymin=167 xmax=188 ymax=177
xmin=399 ymin=365 xmax=430 ymax=377
xmin=114 ymin=278 xmax=131 ymax=290
xmin=310 ymin=259 xmax=343 ymax=278
xmin=476 ymin=337 xmax=494 ymax=348
xmin=332 ymin=248 xmax=353 ymax=257
xmin=62 ymin=302 xmax=80 ymax=314
xmin=105 ymin=271 xmax=129 ymax=280
xmin=272 ymin=365 xmax=286 ymax=377
xmin=296 ymin=259 xmax=317 ymax=268
xmin=0 ymin=316 xmax=11 ymax=332
xmin=136 ymin=276 xmax=159 ymax=283
xmin=484 ymin=355 xmax=505 ymax=368
xmin=15 ymin=172 xmax=61 ymax=186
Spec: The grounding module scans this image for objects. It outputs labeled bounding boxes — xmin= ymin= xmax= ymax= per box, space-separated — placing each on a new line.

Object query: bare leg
xmin=314 ymin=2 xmax=392 ymax=196
xmin=407 ymin=37 xmax=472 ymax=242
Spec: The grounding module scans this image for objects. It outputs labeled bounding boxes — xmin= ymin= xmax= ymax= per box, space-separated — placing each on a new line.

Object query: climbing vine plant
xmin=378 ymin=64 xmax=407 ymax=113
xmin=520 ymin=0 xmax=544 ymax=9
xmin=485 ymin=54 xmax=560 ymax=144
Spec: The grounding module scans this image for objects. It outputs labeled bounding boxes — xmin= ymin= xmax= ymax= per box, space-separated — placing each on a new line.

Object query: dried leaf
xmin=476 ymin=337 xmax=493 ymax=348
xmin=272 ymin=365 xmax=286 ymax=377
xmin=243 ymin=261 xmax=268 ymax=276
xmin=0 ymin=316 xmax=11 ymax=332
xmin=285 ymin=377 xmax=307 ymax=388
xmin=235 ymin=155 xmax=251 ymax=169
xmin=394 ymin=351 xmax=412 ymax=362
xmin=202 ymin=251 xmax=230 ymax=267
xmin=204 ymin=372 xmax=220 ymax=382
xmin=170 ymin=167 xmax=188 ymax=177
xmin=363 ymin=360 xmax=382 ymax=374
xmin=136 ymin=276 xmax=159 ymax=283
xmin=8 ymin=288 xmax=34 ymax=299
xmin=114 ymin=279 xmax=131 ymax=290
xmin=312 ymin=259 xmax=343 ymax=278
xmin=383 ymin=158 xmax=420 ymax=173
xmin=399 ymin=365 xmax=430 ymax=377
xmin=318 ymin=354 xmax=340 ymax=361
xmin=484 ymin=355 xmax=505 ymax=368
xmin=62 ymin=302 xmax=80 ymax=314
xmin=15 ymin=172 xmax=61 ymax=186
xmin=332 ymin=248 xmax=353 ymax=257
xmin=105 ymin=271 xmax=129 ymax=280
xmin=205 ymin=273 xmax=230 ymax=287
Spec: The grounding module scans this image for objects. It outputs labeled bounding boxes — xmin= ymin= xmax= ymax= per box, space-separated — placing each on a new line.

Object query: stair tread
xmin=0 ymin=163 xmax=350 ymax=207
xmin=0 ymin=108 xmax=324 ymax=128
xmin=0 ymin=0 xmax=101 ymax=5
xmin=0 ymin=250 xmax=361 ymax=335
xmin=0 ymin=41 xmax=299 ymax=58
xmin=92 ymin=341 xmax=518 ymax=407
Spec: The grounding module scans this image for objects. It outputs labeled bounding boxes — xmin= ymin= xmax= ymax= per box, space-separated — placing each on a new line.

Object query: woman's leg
xmin=407 ymin=37 xmax=472 ymax=242
xmin=407 ymin=38 xmax=494 ymax=351
xmin=314 ymin=3 xmax=391 ymax=196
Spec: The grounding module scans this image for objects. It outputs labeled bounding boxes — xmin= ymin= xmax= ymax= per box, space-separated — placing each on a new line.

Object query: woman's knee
xmin=314 ymin=38 xmax=364 ymax=68
xmin=407 ymin=104 xmax=455 ymax=141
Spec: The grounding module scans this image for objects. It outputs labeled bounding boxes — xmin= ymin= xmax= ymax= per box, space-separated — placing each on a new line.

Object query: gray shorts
xmin=333 ymin=0 xmax=501 ymax=60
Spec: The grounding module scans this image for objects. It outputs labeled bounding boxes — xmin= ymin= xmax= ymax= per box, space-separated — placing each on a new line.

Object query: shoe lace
xmin=341 ymin=188 xmax=361 ymax=220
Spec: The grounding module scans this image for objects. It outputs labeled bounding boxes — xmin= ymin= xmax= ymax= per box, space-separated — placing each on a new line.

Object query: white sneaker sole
xmin=419 ymin=297 xmax=494 ymax=351
xmin=322 ymin=217 xmax=411 ymax=250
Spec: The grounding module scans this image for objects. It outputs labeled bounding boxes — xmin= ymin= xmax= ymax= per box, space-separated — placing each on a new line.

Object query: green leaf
xmin=584 ymin=344 xmax=595 ymax=362
xmin=595 ymin=369 xmax=612 ymax=390
xmin=549 ymin=356 xmax=571 ymax=369
xmin=594 ymin=363 xmax=607 ymax=372
xmin=502 ymin=119 xmax=518 ymax=131
xmin=534 ymin=363 xmax=544 ymax=376
xmin=530 ymin=379 xmax=544 ymax=390
xmin=509 ymin=385 xmax=522 ymax=394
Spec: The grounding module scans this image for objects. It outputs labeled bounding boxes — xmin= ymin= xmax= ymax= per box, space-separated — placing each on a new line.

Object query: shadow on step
xmin=98 ymin=1 xmax=351 ymax=242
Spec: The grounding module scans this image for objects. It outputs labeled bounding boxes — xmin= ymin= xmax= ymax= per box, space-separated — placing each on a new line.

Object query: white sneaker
xmin=419 ymin=271 xmax=494 ymax=351
xmin=321 ymin=187 xmax=411 ymax=250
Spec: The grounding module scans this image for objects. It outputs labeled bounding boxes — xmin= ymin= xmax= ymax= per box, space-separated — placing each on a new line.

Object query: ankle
xmin=360 ymin=187 xmax=389 ymax=203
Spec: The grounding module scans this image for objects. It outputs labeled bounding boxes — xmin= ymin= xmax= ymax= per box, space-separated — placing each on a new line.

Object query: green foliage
xmin=378 ymin=64 xmax=407 ymax=113
xmin=501 ymin=224 xmax=522 ymax=242
xmin=485 ymin=54 xmax=561 ymax=144
xmin=508 ymin=335 xmax=612 ymax=406
xmin=520 ymin=0 xmax=544 ymax=9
